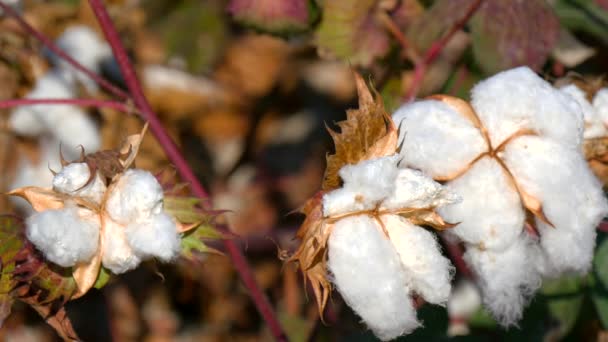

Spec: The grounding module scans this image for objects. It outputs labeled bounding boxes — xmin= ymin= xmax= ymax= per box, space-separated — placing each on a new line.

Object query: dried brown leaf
xmin=7 ymin=187 xmax=67 ymax=212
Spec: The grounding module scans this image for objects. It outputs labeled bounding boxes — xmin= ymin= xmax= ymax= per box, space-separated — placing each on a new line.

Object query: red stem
xmin=87 ymin=1 xmax=287 ymax=340
xmin=0 ymin=98 xmax=132 ymax=113
xmin=0 ymin=1 xmax=130 ymax=101
xmin=404 ymin=0 xmax=484 ymax=101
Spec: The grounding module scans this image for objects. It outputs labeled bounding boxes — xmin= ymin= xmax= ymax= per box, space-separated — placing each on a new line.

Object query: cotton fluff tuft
xmin=328 ymin=215 xmax=419 ymax=340
xmin=559 ymin=84 xmax=607 ymax=138
xmin=126 ymin=212 xmax=181 ymax=262
xmin=393 ymin=100 xmax=486 ymax=178
xmin=382 ymin=168 xmax=460 ymax=210
xmin=26 ymin=206 xmax=99 ymax=267
xmin=323 ymin=156 xmax=399 ymax=216
xmin=593 ymin=88 xmax=608 ymax=124
xmin=106 ymin=169 xmax=164 ymax=224
xmin=464 ymin=235 xmax=542 ymax=327
xmin=471 ymin=67 xmax=584 ymax=147
xmin=384 ymin=215 xmax=454 ymax=304
xmin=52 ymin=163 xmax=107 ymax=204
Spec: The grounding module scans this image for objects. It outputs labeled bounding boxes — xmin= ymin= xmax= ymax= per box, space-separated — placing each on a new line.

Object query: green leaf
xmin=595 ymin=238 xmax=608 ymax=288
xmin=554 ymin=0 xmax=608 ymax=45
xmin=593 ymin=286 xmax=608 ymax=328
xmin=541 ymin=276 xmax=584 ymax=338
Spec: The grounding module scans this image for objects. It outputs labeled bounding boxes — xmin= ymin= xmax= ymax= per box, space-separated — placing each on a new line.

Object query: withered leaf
xmin=323 ymin=73 xmax=398 ymax=190
xmin=7 ymin=187 xmax=67 ymax=212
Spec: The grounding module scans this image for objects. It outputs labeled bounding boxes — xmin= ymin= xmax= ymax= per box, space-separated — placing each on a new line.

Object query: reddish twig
xmin=598 ymin=220 xmax=608 ymax=233
xmin=0 ymin=98 xmax=133 ymax=113
xmin=0 ymin=1 xmax=130 ymax=101
xmin=440 ymin=235 xmax=473 ymax=278
xmin=404 ymin=0 xmax=484 ymax=101
xmin=87 ymin=1 xmax=288 ymax=340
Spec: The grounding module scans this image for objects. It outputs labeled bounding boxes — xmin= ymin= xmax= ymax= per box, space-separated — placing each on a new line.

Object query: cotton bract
xmin=393 ymin=66 xmax=608 ymax=326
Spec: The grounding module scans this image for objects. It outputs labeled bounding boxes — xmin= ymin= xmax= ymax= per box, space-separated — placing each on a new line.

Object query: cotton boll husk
xmin=438 ymin=157 xmax=525 ymax=251
xmin=52 ymin=163 xmax=107 ymax=204
xmin=593 ymin=88 xmax=608 ymax=124
xmin=471 ymin=67 xmax=584 ymax=148
xmin=503 ymin=136 xmax=608 ymax=274
xmin=382 ymin=168 xmax=461 ymax=210
xmin=26 ymin=206 xmax=99 ymax=267
xmin=328 ymin=215 xmax=419 ymax=340
xmin=323 ymin=156 xmax=399 ymax=217
xmin=464 ymin=234 xmax=542 ymax=326
xmin=102 ymin=218 xmax=141 ymax=274
xmin=106 ymin=169 xmax=164 ymax=224
xmin=383 ymin=215 xmax=454 ymax=305
xmin=392 ymin=100 xmax=486 ymax=178
xmin=560 ymin=84 xmax=607 ymax=138
xmin=126 ymin=212 xmax=181 ymax=262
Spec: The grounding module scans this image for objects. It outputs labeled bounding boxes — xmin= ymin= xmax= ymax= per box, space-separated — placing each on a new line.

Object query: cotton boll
xmin=52 ymin=163 xmax=107 ymax=204
xmin=593 ymin=88 xmax=608 ymax=125
xmin=126 ymin=212 xmax=181 ymax=262
xmin=393 ymin=100 xmax=487 ymax=179
xmin=102 ymin=218 xmax=141 ymax=274
xmin=382 ymin=168 xmax=461 ymax=210
xmin=26 ymin=206 xmax=99 ymax=267
xmin=438 ymin=157 xmax=524 ymax=251
xmin=559 ymin=84 xmax=606 ymax=138
xmin=464 ymin=235 xmax=542 ymax=326
xmin=328 ymin=215 xmax=419 ymax=340
xmin=383 ymin=215 xmax=454 ymax=304
xmin=471 ymin=66 xmax=584 ymax=148
xmin=503 ymin=136 xmax=608 ymax=274
xmin=106 ymin=169 xmax=164 ymax=224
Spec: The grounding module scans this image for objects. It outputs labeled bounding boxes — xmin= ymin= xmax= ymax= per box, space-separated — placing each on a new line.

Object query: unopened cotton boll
xmin=382 ymin=168 xmax=461 ymax=210
xmin=126 ymin=212 xmax=181 ymax=262
xmin=393 ymin=100 xmax=486 ymax=179
xmin=383 ymin=215 xmax=454 ymax=304
xmin=593 ymin=88 xmax=608 ymax=124
xmin=102 ymin=219 xmax=141 ymax=274
xmin=464 ymin=235 xmax=542 ymax=327
xmin=471 ymin=67 xmax=584 ymax=148
xmin=26 ymin=206 xmax=99 ymax=267
xmin=106 ymin=169 xmax=164 ymax=224
xmin=438 ymin=157 xmax=524 ymax=251
xmin=559 ymin=84 xmax=607 ymax=138
xmin=503 ymin=136 xmax=608 ymax=274
xmin=328 ymin=215 xmax=419 ymax=340
xmin=52 ymin=163 xmax=107 ymax=204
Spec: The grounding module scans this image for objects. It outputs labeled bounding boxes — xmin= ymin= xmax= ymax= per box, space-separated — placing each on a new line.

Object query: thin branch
xmin=0 ymin=1 xmax=130 ymax=101
xmin=378 ymin=11 xmax=420 ymax=64
xmin=86 ymin=1 xmax=288 ymax=340
xmin=0 ymin=98 xmax=133 ymax=113
xmin=404 ymin=0 xmax=485 ymax=101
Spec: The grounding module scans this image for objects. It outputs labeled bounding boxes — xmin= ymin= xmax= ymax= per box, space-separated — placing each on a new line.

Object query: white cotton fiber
xmin=52 ymin=163 xmax=107 ymax=204
xmin=382 ymin=168 xmax=460 ymax=210
xmin=393 ymin=100 xmax=487 ymax=179
xmin=383 ymin=215 xmax=454 ymax=305
xmin=503 ymin=136 xmax=608 ymax=274
xmin=26 ymin=206 xmax=99 ymax=267
xmin=559 ymin=84 xmax=607 ymax=138
xmin=323 ymin=156 xmax=399 ymax=217
xmin=101 ymin=218 xmax=141 ymax=274
xmin=438 ymin=157 xmax=524 ymax=251
xmin=126 ymin=212 xmax=181 ymax=262
xmin=328 ymin=215 xmax=419 ymax=340
xmin=593 ymin=88 xmax=608 ymax=125
xmin=106 ymin=169 xmax=164 ymax=224
xmin=471 ymin=67 xmax=584 ymax=148
xmin=464 ymin=235 xmax=542 ymax=327
xmin=447 ymin=279 xmax=482 ymax=336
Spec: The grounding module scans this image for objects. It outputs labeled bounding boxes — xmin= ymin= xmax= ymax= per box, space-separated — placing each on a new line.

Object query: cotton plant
xmin=393 ymin=66 xmax=608 ymax=326
xmin=8 ymin=125 xmax=210 ymax=298
xmin=290 ymin=75 xmax=460 ymax=340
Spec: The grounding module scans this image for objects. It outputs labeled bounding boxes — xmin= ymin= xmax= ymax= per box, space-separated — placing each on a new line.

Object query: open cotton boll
xmin=438 ymin=157 xmax=524 ymax=251
xmin=593 ymin=88 xmax=608 ymax=124
xmin=126 ymin=212 xmax=181 ymax=262
xmin=393 ymin=100 xmax=486 ymax=179
xmin=382 ymin=168 xmax=460 ymax=210
xmin=26 ymin=206 xmax=99 ymax=267
xmin=383 ymin=215 xmax=454 ymax=304
xmin=102 ymin=219 xmax=141 ymax=274
xmin=106 ymin=169 xmax=164 ymax=224
xmin=503 ymin=136 xmax=608 ymax=274
xmin=328 ymin=215 xmax=419 ymax=340
xmin=471 ymin=67 xmax=584 ymax=148
xmin=464 ymin=235 xmax=542 ymax=326
xmin=559 ymin=84 xmax=607 ymax=138
xmin=52 ymin=163 xmax=107 ymax=204
xmin=323 ymin=156 xmax=399 ymax=217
